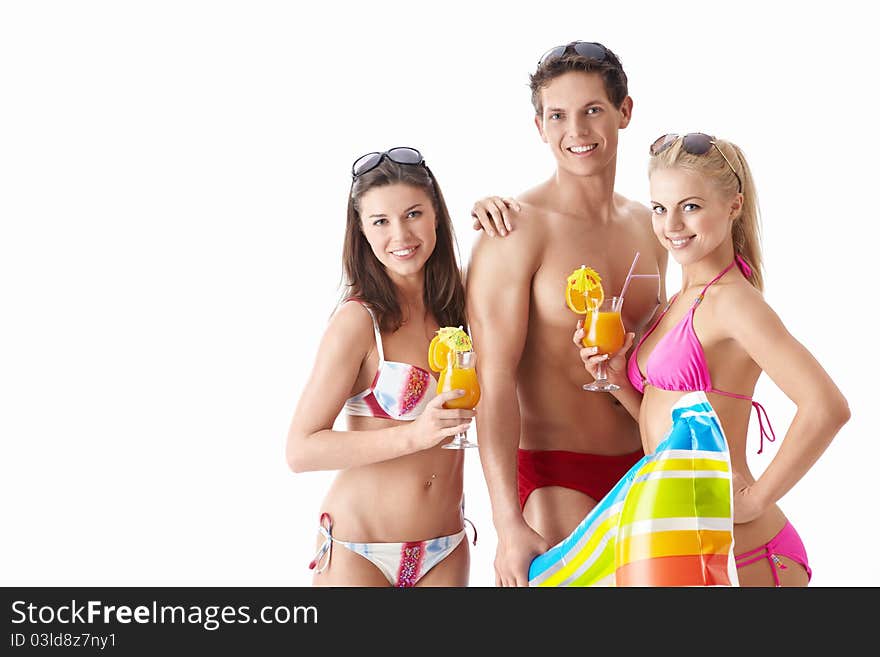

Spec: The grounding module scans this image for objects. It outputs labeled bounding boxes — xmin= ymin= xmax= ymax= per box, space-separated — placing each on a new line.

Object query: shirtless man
xmin=466 ymin=42 xmax=668 ymax=586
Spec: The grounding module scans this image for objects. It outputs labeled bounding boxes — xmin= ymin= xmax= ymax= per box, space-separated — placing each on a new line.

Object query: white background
xmin=2 ymin=1 xmax=877 ymax=587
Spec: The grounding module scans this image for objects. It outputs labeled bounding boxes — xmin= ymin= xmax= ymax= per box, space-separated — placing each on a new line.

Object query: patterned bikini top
xmin=342 ymin=301 xmax=437 ymax=421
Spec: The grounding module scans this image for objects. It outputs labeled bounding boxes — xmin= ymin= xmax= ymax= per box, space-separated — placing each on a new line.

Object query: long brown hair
xmin=341 ymin=157 xmax=467 ymax=332
xmin=648 ymin=137 xmax=765 ymax=291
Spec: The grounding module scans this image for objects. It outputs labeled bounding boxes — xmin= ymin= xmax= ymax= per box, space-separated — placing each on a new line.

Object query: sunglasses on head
xmin=650 ymin=133 xmax=743 ymax=193
xmin=351 ymin=147 xmax=425 ymax=179
xmin=538 ymin=41 xmax=610 ymax=67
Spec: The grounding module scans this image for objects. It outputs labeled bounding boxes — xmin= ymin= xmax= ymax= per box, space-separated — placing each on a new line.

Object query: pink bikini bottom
xmin=734 ymin=520 xmax=811 ymax=586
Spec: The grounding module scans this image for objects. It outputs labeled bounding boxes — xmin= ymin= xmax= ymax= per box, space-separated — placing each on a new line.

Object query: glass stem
xmin=596 ymin=359 xmax=607 ymax=382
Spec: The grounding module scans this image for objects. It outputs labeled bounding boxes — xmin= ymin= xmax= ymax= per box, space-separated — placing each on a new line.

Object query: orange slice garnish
xmin=428 ymin=327 xmax=473 ymax=372
xmin=428 ymin=335 xmax=450 ymax=372
xmin=565 ymin=266 xmax=604 ymax=314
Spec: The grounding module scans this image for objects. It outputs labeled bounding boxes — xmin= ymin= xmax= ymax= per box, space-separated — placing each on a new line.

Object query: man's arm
xmin=466 ymin=221 xmax=550 ymax=586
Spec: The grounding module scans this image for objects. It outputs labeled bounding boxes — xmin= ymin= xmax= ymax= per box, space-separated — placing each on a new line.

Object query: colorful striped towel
xmin=528 ymin=391 xmax=738 ymax=587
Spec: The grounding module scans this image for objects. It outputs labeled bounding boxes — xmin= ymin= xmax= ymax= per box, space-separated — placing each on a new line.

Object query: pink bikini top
xmin=627 ymin=256 xmax=776 ymax=454
xmin=342 ymin=301 xmax=437 ymax=421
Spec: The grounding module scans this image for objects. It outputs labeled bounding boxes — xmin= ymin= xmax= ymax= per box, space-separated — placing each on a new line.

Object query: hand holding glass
xmin=437 ymin=350 xmax=481 ymax=449
xmin=581 ymin=297 xmax=625 ymax=392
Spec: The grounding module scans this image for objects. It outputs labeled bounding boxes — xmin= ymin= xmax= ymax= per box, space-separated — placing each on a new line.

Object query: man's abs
xmin=516 ymin=359 xmax=640 ymax=453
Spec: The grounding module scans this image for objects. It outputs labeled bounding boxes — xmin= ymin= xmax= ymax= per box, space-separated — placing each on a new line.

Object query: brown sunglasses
xmin=650 ymin=133 xmax=742 ymax=193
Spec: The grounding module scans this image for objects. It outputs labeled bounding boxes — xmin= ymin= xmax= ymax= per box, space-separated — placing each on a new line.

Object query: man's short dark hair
xmin=529 ymin=44 xmax=628 ymax=114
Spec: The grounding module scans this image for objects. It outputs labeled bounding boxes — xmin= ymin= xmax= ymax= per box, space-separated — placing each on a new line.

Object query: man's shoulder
xmin=516 ymin=182 xmax=557 ymax=215
xmin=472 ymin=189 xmax=548 ymax=255
xmin=508 ymin=199 xmax=553 ymax=230
xmin=469 ymin=202 xmax=545 ymax=279
xmin=613 ymin=192 xmax=652 ymax=221
xmin=495 ymin=184 xmax=561 ymax=235
xmin=471 ymin=215 xmax=543 ymax=261
xmin=516 ymin=182 xmax=547 ymax=206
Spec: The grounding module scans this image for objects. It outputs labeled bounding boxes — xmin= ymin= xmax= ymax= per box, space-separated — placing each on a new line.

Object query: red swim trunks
xmin=517 ymin=448 xmax=644 ymax=509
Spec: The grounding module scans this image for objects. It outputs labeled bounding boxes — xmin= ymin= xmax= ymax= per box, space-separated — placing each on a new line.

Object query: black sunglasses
xmin=538 ymin=41 xmax=609 ymax=67
xmin=351 ymin=147 xmax=425 ymax=179
xmin=650 ymin=133 xmax=743 ymax=193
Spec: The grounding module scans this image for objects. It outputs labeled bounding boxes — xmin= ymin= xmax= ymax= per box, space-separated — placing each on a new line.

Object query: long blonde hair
xmin=648 ymin=137 xmax=764 ymax=291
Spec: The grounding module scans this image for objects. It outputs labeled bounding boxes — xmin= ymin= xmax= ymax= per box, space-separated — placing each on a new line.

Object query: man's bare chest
xmin=531 ymin=231 xmax=662 ymax=335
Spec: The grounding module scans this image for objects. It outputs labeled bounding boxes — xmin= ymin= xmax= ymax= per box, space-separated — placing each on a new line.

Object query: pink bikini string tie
xmin=752 ymin=400 xmax=777 ymax=455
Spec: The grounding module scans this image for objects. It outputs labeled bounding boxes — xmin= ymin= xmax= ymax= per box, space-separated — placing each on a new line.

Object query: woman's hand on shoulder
xmin=405 ymin=390 xmax=475 ymax=451
xmin=471 ymin=196 xmax=521 ymax=237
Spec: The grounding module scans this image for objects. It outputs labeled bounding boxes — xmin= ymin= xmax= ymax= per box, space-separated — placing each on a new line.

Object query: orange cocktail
xmin=581 ymin=308 xmax=625 ymax=354
xmin=436 ymin=349 xmax=480 ymax=449
xmin=437 ymin=357 xmax=481 ymax=409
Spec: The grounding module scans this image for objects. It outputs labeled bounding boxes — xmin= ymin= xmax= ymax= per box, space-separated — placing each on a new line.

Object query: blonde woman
xmin=574 ymin=133 xmax=850 ymax=585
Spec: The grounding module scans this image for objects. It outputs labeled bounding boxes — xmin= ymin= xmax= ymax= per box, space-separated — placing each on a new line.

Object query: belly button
xmin=424 ymin=473 xmax=437 ymax=488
